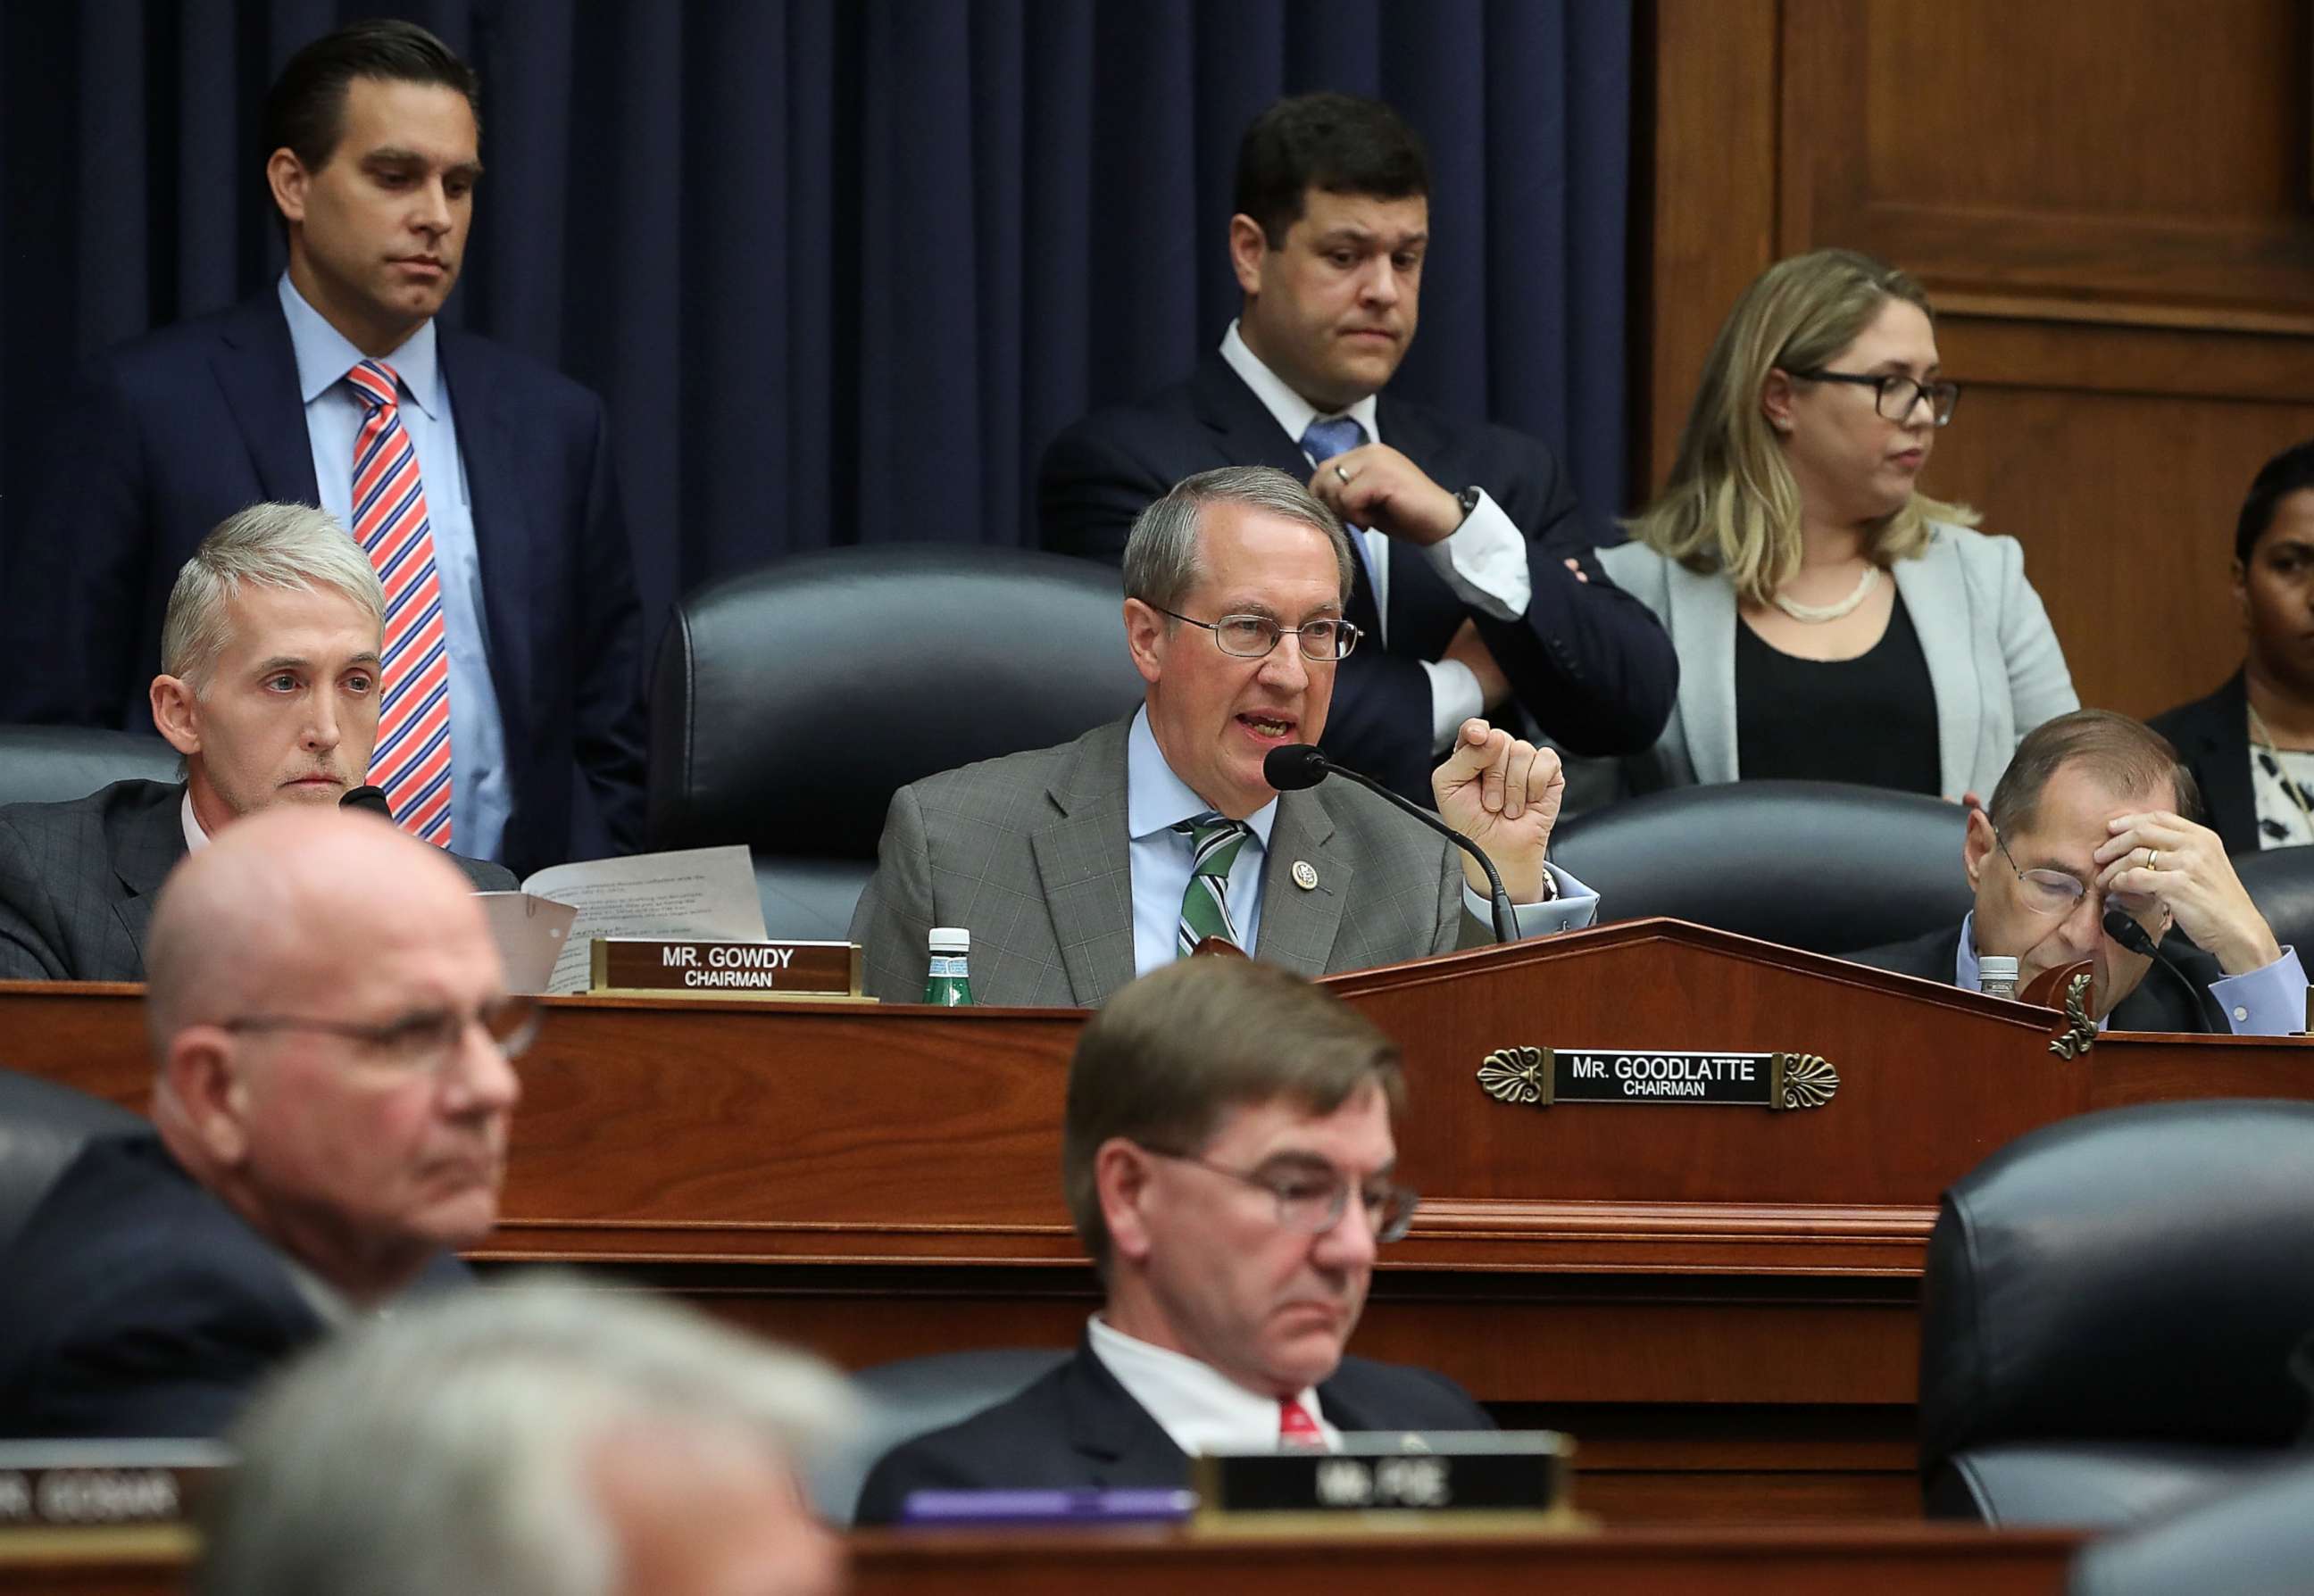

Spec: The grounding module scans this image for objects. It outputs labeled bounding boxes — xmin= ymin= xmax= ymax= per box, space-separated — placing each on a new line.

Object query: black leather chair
xmin=812 ymin=1346 xmax=1071 ymax=1525
xmin=2232 ymin=845 xmax=2314 ymax=968
xmin=2069 ymin=1449 xmax=2314 ymax=1596
xmin=648 ymin=546 xmax=1146 ymax=940
xmin=1919 ymin=1100 xmax=2314 ymax=1528
xmin=1548 ymin=780 xmax=1975 ymax=954
xmin=0 ymin=1068 xmax=142 ymax=1256
xmin=0 ymin=725 xmax=180 ymax=808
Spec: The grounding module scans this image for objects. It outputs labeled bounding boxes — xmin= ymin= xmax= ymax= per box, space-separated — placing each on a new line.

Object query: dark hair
xmin=1985 ymin=710 xmax=2202 ymax=836
xmin=264 ymin=18 xmax=479 ymax=175
xmin=1061 ymin=960 xmax=1404 ymax=1274
xmin=1234 ymin=93 xmax=1429 ymax=247
xmin=2235 ymin=440 xmax=2314 ymax=566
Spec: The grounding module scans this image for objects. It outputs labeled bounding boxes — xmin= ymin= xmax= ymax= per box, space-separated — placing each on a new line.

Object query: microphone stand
xmin=2102 ymin=909 xmax=2228 ymax=1033
xmin=1312 ymin=763 xmax=1521 ymax=945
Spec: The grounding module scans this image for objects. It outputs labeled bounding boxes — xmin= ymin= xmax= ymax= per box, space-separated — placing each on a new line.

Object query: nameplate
xmin=1477 ymin=1047 xmax=1839 ymax=1111
xmin=0 ymin=1442 xmax=231 ymax=1528
xmin=588 ymin=938 xmax=861 ymax=996
xmin=1191 ymin=1432 xmax=1575 ymax=1530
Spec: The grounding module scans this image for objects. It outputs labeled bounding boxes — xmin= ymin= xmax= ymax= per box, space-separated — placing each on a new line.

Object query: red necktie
xmin=1278 ymin=1397 xmax=1325 ymax=1450
xmin=345 ymin=360 xmax=454 ymax=846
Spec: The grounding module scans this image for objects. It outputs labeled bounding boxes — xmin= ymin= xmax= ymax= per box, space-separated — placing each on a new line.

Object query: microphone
xmin=339 ymin=785 xmax=393 ymax=819
xmin=2101 ymin=908 xmax=2227 ymax=1033
xmin=1262 ymin=744 xmax=1520 ymax=943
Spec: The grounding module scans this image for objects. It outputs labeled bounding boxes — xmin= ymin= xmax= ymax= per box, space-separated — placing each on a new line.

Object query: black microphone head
xmin=1263 ymin=744 xmax=1328 ymax=793
xmin=340 ymin=784 xmax=393 ymax=819
xmin=2102 ymin=906 xmax=2158 ymax=957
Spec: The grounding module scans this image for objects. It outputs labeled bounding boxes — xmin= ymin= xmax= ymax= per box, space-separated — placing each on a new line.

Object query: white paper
xmin=519 ymin=845 xmax=769 ymax=996
xmin=472 ymin=892 xmax=581 ymax=995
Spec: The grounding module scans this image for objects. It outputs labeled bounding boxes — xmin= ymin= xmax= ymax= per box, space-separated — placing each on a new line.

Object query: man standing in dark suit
xmin=0 ymin=505 xmax=516 ymax=983
xmin=1039 ymin=93 xmax=1676 ymax=802
xmin=853 ymin=958 xmax=1489 ymax=1521
xmin=1853 ymin=710 xmax=2304 ymax=1034
xmin=0 ymin=806 xmax=531 ymax=1439
xmin=0 ymin=19 xmax=644 ymax=876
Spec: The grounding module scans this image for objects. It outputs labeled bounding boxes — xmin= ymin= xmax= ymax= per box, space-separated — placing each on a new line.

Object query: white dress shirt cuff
xmin=1419 ymin=658 xmax=1487 ymax=752
xmin=1422 ymin=490 xmax=1530 ymax=620
xmin=2210 ymin=945 xmax=2308 ymax=1035
xmin=1462 ymin=862 xmax=1598 ymax=939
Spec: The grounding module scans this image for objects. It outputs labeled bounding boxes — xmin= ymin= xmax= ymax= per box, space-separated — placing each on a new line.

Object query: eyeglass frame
xmin=1990 ymin=827 xmax=2158 ymax=921
xmin=1136 ymin=1143 xmax=1419 ymax=1243
xmin=1785 ymin=368 xmax=1962 ymax=427
xmin=220 ymin=993 xmax=543 ymax=1074
xmin=1147 ymin=603 xmax=1363 ymax=663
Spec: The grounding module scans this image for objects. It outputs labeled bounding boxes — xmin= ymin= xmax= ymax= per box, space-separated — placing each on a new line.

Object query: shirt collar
xmin=1219 ymin=320 xmax=1381 ymax=456
xmin=1126 ymin=705 xmax=1278 ymax=849
xmin=1955 ymin=910 xmax=1982 ymax=991
xmin=180 ymin=788 xmax=211 ymax=854
xmin=278 ymin=272 xmax=442 ymax=419
xmin=1086 ymin=1313 xmax=1328 ymax=1454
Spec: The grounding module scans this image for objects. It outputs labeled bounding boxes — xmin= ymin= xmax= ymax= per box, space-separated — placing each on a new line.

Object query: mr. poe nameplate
xmin=1477 ymin=1047 xmax=1838 ymax=1111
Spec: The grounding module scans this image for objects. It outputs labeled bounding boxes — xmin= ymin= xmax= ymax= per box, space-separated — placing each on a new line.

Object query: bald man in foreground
xmin=0 ymin=809 xmax=529 ymax=1439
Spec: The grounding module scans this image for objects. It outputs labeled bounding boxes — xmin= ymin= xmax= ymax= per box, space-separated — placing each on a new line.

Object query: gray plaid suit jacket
xmin=849 ymin=716 xmax=1582 ymax=1006
xmin=0 ymin=779 xmax=518 ymax=982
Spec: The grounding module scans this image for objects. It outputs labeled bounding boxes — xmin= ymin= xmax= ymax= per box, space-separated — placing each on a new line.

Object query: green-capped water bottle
xmin=924 ymin=927 xmax=975 ymax=1006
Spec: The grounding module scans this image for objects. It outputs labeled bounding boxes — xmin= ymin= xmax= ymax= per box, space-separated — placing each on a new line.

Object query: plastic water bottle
xmin=1978 ymin=955 xmax=2019 ymax=1002
xmin=924 ymin=927 xmax=974 ymax=1006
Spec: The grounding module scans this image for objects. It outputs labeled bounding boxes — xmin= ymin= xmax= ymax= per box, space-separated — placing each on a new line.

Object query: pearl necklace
xmin=1771 ymin=563 xmax=1882 ymax=624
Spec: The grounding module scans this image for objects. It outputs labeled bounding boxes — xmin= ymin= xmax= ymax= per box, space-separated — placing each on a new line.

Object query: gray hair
xmin=160 ymin=503 xmax=385 ymax=688
xmin=1121 ymin=465 xmax=1357 ymax=615
xmin=196 ymin=1276 xmax=856 ymax=1596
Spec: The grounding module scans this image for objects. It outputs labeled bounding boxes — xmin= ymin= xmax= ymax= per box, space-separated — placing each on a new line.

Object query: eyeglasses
xmin=1140 ymin=1146 xmax=1419 ymax=1243
xmin=1151 ymin=605 xmax=1362 ymax=662
xmin=1787 ymin=369 xmax=1961 ymax=427
xmin=221 ymin=995 xmax=541 ymax=1074
xmin=1992 ymin=829 xmax=2112 ymax=918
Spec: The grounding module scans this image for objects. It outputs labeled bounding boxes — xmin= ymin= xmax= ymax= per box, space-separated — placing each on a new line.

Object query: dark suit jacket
xmin=2150 ymin=671 xmax=2259 ymax=856
xmin=0 ymin=1131 xmax=465 ymax=1439
xmin=1037 ymin=349 xmax=1677 ymax=800
xmin=0 ymin=779 xmax=519 ymax=982
xmin=853 ymin=1337 xmax=1493 ymax=1525
xmin=1852 ymin=922 xmax=2227 ymax=1034
xmin=0 ymin=292 xmax=646 ymax=876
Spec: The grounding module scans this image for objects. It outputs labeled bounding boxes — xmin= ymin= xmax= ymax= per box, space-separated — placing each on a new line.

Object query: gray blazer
xmin=1596 ymin=523 xmax=2077 ymax=799
xmin=848 ymin=717 xmax=1592 ymax=1006
xmin=0 ymin=779 xmax=519 ymax=982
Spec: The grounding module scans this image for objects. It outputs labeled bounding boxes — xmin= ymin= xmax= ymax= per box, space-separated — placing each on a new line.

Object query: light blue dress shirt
xmin=1124 ymin=708 xmax=1596 ymax=977
xmin=279 ymin=275 xmax=511 ymax=861
xmin=1955 ymin=910 xmax=2307 ymax=1035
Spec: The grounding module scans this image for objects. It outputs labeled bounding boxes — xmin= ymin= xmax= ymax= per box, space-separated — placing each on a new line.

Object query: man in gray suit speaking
xmin=850 ymin=465 xmax=1597 ymax=1005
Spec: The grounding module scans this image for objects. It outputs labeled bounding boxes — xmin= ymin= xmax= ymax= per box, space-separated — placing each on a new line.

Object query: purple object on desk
xmin=898 ymin=1487 xmax=1197 ymax=1525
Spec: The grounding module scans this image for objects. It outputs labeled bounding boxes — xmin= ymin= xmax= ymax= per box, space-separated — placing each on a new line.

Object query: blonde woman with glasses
xmin=1599 ymin=249 xmax=2076 ymax=800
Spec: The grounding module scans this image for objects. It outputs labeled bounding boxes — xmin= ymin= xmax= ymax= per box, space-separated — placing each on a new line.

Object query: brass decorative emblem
xmin=1771 ymin=1052 xmax=1839 ymax=1110
xmin=1477 ymin=1046 xmax=1550 ymax=1106
xmin=2047 ymin=970 xmax=2097 ymax=1060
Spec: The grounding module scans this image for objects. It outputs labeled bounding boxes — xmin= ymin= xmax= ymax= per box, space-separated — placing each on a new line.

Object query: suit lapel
xmin=111 ymin=784 xmax=192 ymax=963
xmin=1031 ymin=722 xmax=1138 ymax=1005
xmin=1666 ymin=561 xmax=1739 ymax=783
xmin=210 ymin=298 xmax=321 ymax=506
xmin=1252 ymin=789 xmax=1348 ymax=977
xmin=439 ymin=331 xmax=535 ymax=748
xmin=1061 ymin=1345 xmax=1194 ymax=1487
xmin=1892 ymin=535 xmax=1977 ymax=798
xmin=2194 ymin=672 xmax=2257 ymax=852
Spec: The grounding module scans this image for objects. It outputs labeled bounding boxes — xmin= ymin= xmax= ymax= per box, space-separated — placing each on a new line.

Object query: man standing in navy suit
xmin=1039 ymin=93 xmax=1676 ymax=803
xmin=0 ymin=20 xmax=644 ymax=875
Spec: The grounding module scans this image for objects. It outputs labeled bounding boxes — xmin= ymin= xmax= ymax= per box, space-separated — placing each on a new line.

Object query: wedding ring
xmin=2146 ymin=848 xmax=2159 ymax=871
xmin=1335 ymin=463 xmax=1353 ymax=484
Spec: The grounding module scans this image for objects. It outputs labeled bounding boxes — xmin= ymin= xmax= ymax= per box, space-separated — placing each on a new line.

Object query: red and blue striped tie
xmin=345 ymin=359 xmax=454 ymax=846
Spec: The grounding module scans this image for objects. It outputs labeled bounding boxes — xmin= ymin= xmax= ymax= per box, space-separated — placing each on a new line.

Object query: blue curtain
xmin=0 ymin=0 xmax=1630 ymax=636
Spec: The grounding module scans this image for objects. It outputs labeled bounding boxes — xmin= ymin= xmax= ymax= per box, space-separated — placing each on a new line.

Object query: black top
xmin=1735 ymin=593 xmax=1941 ymax=795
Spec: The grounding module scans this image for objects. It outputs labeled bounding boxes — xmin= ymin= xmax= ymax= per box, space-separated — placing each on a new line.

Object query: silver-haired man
xmin=199 ymin=1278 xmax=853 ymax=1596
xmin=0 ymin=503 xmax=513 ymax=981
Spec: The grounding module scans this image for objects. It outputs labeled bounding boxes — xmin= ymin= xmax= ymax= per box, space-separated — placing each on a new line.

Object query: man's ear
xmin=163 ymin=1028 xmax=254 ymax=1167
xmin=1095 ymin=1138 xmax=1158 ymax=1268
xmin=150 ymin=674 xmax=202 ymax=758
xmin=1760 ymin=369 xmax=1797 ymax=436
xmin=1228 ymin=213 xmax=1269 ymax=299
xmin=1123 ymin=599 xmax=1167 ymax=687
xmin=1962 ymin=805 xmax=1996 ymax=889
xmin=265 ymin=148 xmax=310 ymax=228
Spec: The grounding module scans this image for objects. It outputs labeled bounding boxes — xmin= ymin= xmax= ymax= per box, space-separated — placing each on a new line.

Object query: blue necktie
xmin=1299 ymin=416 xmax=1380 ymax=594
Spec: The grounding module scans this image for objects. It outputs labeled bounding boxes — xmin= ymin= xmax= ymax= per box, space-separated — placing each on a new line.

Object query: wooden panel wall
xmin=1641 ymin=0 xmax=2314 ymax=719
